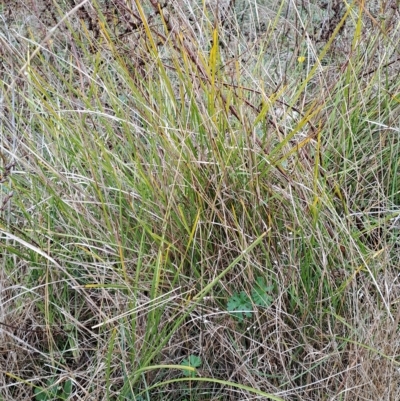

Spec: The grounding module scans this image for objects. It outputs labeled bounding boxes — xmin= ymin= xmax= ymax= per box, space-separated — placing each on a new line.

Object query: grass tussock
xmin=0 ymin=0 xmax=399 ymax=400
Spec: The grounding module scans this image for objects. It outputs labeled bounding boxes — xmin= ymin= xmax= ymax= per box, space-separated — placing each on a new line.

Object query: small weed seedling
xmin=227 ymin=277 xmax=273 ymax=322
xmin=34 ymin=379 xmax=72 ymax=401
xmin=180 ymin=354 xmax=202 ymax=378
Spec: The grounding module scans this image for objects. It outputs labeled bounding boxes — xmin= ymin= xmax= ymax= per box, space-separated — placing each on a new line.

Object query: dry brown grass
xmin=1 ymin=1 xmax=399 ymax=400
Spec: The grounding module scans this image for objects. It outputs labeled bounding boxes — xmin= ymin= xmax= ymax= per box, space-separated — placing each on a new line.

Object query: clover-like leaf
xmin=181 ymin=354 xmax=202 ymax=377
xmin=251 ymin=277 xmax=273 ymax=308
xmin=227 ymin=291 xmax=253 ymax=322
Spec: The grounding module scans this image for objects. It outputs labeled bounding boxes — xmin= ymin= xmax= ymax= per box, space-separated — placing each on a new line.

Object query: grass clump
xmin=0 ymin=0 xmax=399 ymax=400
